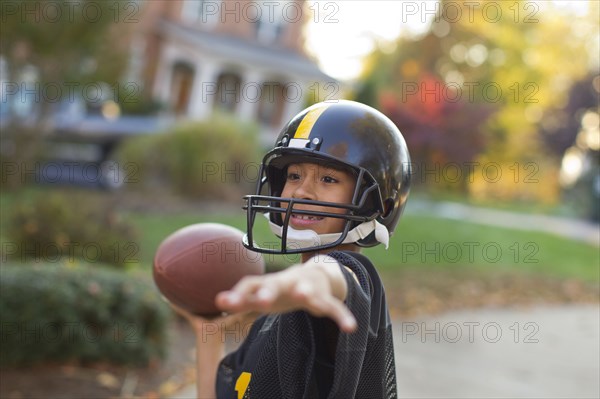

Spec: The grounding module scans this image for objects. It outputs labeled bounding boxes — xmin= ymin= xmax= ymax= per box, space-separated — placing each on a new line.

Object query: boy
xmin=181 ymin=100 xmax=411 ymax=398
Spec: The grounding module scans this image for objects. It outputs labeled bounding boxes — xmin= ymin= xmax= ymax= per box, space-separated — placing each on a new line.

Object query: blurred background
xmin=0 ymin=1 xmax=598 ymax=398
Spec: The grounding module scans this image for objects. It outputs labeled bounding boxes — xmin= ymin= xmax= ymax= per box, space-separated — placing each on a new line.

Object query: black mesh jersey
xmin=215 ymin=251 xmax=398 ymax=399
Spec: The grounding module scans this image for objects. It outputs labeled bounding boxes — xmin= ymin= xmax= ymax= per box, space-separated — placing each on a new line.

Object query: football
xmin=153 ymin=223 xmax=265 ymax=317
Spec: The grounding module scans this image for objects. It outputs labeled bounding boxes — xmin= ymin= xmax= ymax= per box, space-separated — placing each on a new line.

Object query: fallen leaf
xmin=96 ymin=372 xmax=120 ymax=389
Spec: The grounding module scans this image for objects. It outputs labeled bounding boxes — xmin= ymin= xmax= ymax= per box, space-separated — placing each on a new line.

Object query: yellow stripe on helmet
xmin=294 ymin=104 xmax=330 ymax=139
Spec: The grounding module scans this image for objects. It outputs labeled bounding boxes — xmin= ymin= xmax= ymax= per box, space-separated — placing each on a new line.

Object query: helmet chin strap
xmin=265 ymin=213 xmax=390 ymax=250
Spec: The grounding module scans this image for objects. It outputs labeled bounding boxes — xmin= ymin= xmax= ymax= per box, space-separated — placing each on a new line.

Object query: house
xmin=126 ymin=0 xmax=335 ymax=138
xmin=0 ymin=1 xmax=336 ymax=189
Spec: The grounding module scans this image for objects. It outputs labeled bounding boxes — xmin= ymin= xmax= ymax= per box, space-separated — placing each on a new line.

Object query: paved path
xmin=395 ymin=304 xmax=600 ymax=398
xmin=171 ymin=305 xmax=600 ymax=399
xmin=407 ymin=201 xmax=600 ymax=246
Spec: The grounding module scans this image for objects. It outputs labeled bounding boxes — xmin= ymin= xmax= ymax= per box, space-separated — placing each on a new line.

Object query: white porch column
xmin=152 ymin=45 xmax=176 ymax=105
xmin=187 ymin=60 xmax=220 ymax=120
xmin=281 ymin=78 xmax=307 ymax=127
xmin=237 ymin=69 xmax=263 ymax=121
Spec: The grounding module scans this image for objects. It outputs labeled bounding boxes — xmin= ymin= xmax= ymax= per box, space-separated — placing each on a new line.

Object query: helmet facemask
xmin=242 ymin=151 xmax=389 ymax=254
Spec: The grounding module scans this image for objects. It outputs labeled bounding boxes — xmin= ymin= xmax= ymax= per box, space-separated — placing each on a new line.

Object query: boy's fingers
xmin=288 ymin=279 xmax=356 ymax=332
xmin=216 ymin=276 xmax=280 ymax=313
xmin=291 ymin=280 xmax=312 ymax=300
xmin=217 ymin=272 xmax=357 ymax=332
xmin=216 ymin=275 xmax=263 ymax=308
xmin=336 ymin=306 xmax=358 ymax=332
xmin=255 ymin=279 xmax=281 ymax=307
xmin=215 ymin=290 xmax=241 ymax=309
xmin=303 ymin=292 xmax=357 ymax=333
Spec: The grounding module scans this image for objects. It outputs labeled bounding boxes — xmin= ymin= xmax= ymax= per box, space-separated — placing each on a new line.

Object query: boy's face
xmin=280 ymin=162 xmax=356 ymax=235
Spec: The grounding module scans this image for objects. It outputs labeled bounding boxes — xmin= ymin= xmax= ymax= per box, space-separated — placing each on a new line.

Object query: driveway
xmin=395 ymin=304 xmax=600 ymax=398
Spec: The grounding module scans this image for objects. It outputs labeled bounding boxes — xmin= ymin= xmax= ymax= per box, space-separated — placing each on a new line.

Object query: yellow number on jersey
xmin=235 ymin=372 xmax=252 ymax=399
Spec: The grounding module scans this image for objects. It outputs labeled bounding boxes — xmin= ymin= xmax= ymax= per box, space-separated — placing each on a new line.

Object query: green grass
xmin=128 ymin=211 xmax=599 ymax=282
xmin=2 ymin=187 xmax=597 ymax=282
xmin=365 ymin=215 xmax=599 ymax=281
xmin=128 ymin=210 xmax=301 ymax=270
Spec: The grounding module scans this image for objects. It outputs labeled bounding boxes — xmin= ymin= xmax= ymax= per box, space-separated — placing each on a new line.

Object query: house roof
xmin=159 ymin=19 xmax=335 ymax=82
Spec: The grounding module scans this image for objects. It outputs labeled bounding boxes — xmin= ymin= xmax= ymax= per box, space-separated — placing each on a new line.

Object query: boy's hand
xmin=215 ymin=256 xmax=357 ymax=333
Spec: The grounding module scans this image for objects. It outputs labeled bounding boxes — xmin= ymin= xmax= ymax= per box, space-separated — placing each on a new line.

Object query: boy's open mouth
xmin=292 ymin=213 xmax=323 ymax=220
xmin=291 ymin=213 xmax=324 ymax=226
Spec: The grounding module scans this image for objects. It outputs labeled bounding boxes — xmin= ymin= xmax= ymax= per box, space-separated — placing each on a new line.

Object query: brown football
xmin=153 ymin=223 xmax=265 ymax=317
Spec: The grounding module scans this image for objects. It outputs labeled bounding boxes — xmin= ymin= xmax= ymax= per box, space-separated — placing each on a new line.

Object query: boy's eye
xmin=286 ymin=172 xmax=300 ymax=181
xmin=322 ymin=175 xmax=338 ymax=184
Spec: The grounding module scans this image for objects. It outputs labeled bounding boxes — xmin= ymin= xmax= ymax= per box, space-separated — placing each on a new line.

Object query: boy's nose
xmin=292 ymin=175 xmax=317 ymax=200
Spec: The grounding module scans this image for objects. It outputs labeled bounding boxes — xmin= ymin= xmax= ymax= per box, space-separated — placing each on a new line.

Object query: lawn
xmin=1 ymin=186 xmax=597 ymax=282
xmin=128 ymin=210 xmax=600 ymax=282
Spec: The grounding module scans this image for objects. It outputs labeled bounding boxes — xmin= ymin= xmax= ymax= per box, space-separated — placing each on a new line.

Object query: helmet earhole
xmin=383 ymin=198 xmax=395 ymax=218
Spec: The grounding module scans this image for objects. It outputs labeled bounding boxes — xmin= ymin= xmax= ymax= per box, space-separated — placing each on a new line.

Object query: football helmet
xmin=243 ymin=100 xmax=411 ymax=254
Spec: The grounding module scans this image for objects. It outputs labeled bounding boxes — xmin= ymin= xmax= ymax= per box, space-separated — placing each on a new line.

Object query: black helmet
xmin=243 ymin=100 xmax=411 ymax=254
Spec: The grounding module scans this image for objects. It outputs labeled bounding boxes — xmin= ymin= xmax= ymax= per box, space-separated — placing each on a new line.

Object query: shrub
xmin=5 ymin=190 xmax=139 ymax=268
xmin=0 ymin=263 xmax=170 ymax=367
xmin=115 ymin=115 xmax=262 ymax=201
xmin=117 ymin=91 xmax=164 ymax=116
xmin=0 ymin=127 xmax=45 ymax=191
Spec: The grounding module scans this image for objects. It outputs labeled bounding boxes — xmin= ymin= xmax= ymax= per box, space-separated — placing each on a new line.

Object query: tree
xmin=377 ymin=73 xmax=494 ymax=192
xmin=540 ymin=74 xmax=600 ymax=158
xmin=355 ymin=0 xmax=598 ymax=203
xmin=0 ymin=0 xmax=131 ymax=128
xmin=0 ymin=0 xmax=132 ymax=190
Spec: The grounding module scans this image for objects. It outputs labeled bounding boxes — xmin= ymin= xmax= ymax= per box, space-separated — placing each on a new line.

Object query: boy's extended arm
xmin=165 ymin=255 xmax=357 ymax=398
xmin=215 ymin=255 xmax=358 ymax=333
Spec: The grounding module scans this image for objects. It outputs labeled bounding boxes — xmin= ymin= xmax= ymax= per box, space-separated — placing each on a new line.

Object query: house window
xmin=255 ymin=1 xmax=289 ymax=44
xmin=181 ymin=0 xmax=219 ymax=27
xmin=258 ymin=82 xmax=285 ymax=127
xmin=214 ymin=72 xmax=241 ymax=113
xmin=170 ymin=62 xmax=195 ymax=115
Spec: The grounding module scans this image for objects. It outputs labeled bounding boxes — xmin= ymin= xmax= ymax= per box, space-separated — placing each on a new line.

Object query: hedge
xmin=0 ymin=263 xmax=170 ymax=367
xmin=5 ymin=190 xmax=139 ymax=268
xmin=114 ymin=115 xmax=262 ymax=201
